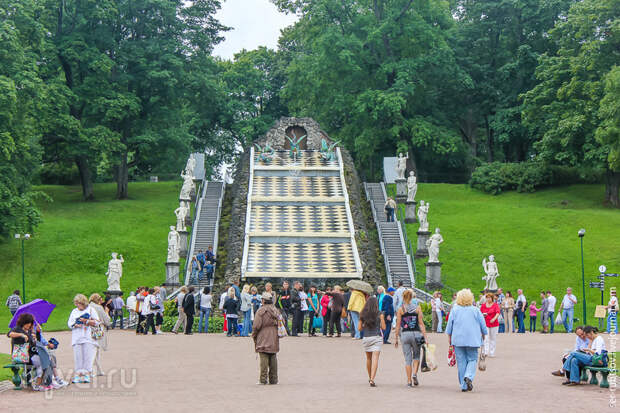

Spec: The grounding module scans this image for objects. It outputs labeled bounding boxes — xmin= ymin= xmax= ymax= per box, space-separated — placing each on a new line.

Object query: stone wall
xmin=259 ymin=117 xmax=329 ymax=150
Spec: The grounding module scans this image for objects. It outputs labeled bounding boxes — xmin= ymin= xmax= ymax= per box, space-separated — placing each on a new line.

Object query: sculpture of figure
xmin=287 ymin=132 xmax=306 ymax=159
xmin=180 ymin=169 xmax=194 ymax=199
xmin=167 ymin=226 xmax=180 ymax=263
xmin=174 ymin=202 xmax=189 ymax=232
xmin=417 ymin=200 xmax=430 ymax=232
xmin=407 ymin=171 xmax=417 ymax=202
xmin=396 ymin=152 xmax=409 ymax=179
xmin=106 ymin=252 xmax=124 ymax=291
xmin=254 ymin=143 xmax=275 ymax=163
xmin=482 ymin=255 xmax=500 ymax=291
xmin=185 ymin=154 xmax=196 ymax=178
xmin=319 ymin=138 xmax=340 ymax=161
xmin=426 ymin=228 xmax=444 ymax=263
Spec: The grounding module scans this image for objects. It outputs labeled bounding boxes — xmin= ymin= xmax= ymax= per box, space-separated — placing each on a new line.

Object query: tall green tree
xmin=522 ymin=0 xmax=620 ymax=206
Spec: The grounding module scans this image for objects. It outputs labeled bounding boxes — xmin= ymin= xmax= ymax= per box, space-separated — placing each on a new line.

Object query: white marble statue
xmin=179 ymin=169 xmax=195 ymax=199
xmin=426 ymin=228 xmax=444 ymax=263
xmin=105 ymin=252 xmax=124 ymax=291
xmin=185 ymin=154 xmax=196 ymax=178
xmin=407 ymin=171 xmax=417 ymax=202
xmin=482 ymin=255 xmax=500 ymax=291
xmin=174 ymin=202 xmax=189 ymax=232
xmin=167 ymin=226 xmax=180 ymax=263
xmin=396 ymin=152 xmax=409 ymax=180
xmin=417 ymin=200 xmax=430 ymax=232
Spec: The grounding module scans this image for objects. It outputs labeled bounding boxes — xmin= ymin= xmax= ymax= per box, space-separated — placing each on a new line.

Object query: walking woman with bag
xmin=89 ymin=294 xmax=111 ymax=375
xmin=445 ymin=289 xmax=488 ymax=392
xmin=358 ymin=296 xmax=386 ymax=387
xmin=394 ymin=289 xmax=428 ymax=387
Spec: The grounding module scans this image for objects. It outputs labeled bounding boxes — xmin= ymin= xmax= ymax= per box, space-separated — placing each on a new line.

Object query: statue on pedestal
xmin=407 ymin=171 xmax=417 ymax=202
xmin=180 ymin=169 xmax=194 ymax=199
xmin=174 ymin=202 xmax=189 ymax=232
xmin=320 ymin=138 xmax=340 ymax=161
xmin=426 ymin=228 xmax=444 ymax=263
xmin=482 ymin=255 xmax=500 ymax=291
xmin=185 ymin=154 xmax=196 ymax=178
xmin=287 ymin=132 xmax=306 ymax=159
xmin=167 ymin=226 xmax=180 ymax=263
xmin=418 ymin=200 xmax=430 ymax=232
xmin=106 ymin=252 xmax=124 ymax=291
xmin=396 ymin=152 xmax=408 ymax=180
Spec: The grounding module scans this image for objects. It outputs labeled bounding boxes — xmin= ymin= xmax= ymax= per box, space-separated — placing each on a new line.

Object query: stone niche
xmin=261 ymin=117 xmax=329 ymax=150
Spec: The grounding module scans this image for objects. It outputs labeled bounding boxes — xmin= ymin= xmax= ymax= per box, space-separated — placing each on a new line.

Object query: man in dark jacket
xmin=277 ymin=281 xmax=292 ymax=335
xmin=381 ymin=287 xmax=396 ymax=343
xmin=252 ymin=292 xmax=280 ymax=385
xmin=290 ymin=282 xmax=302 ymax=336
xmin=183 ymin=286 xmax=196 ymax=335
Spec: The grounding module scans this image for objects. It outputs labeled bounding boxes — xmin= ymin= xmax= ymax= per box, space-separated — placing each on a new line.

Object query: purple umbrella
xmin=9 ymin=299 xmax=56 ymax=328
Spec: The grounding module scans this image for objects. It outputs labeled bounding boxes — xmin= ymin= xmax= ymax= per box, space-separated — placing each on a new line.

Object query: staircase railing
xmin=364 ymin=186 xmax=393 ymax=287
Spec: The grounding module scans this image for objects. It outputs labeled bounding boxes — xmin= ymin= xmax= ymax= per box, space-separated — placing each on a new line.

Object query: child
xmin=529 ymin=301 xmax=542 ymax=332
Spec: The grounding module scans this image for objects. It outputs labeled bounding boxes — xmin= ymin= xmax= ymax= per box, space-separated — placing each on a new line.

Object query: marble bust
xmin=167 ymin=226 xmax=180 ymax=263
xmin=417 ymin=200 xmax=429 ymax=232
xmin=106 ymin=252 xmax=124 ymax=291
xmin=482 ymin=255 xmax=500 ymax=291
xmin=396 ymin=152 xmax=408 ymax=180
xmin=174 ymin=202 xmax=189 ymax=232
xmin=407 ymin=171 xmax=417 ymax=202
xmin=426 ymin=228 xmax=444 ymax=263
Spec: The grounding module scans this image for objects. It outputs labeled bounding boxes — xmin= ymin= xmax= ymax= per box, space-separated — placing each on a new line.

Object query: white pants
xmin=93 ymin=346 xmax=104 ymax=375
xmin=484 ymin=326 xmax=498 ymax=356
xmin=73 ymin=343 xmax=96 ymax=374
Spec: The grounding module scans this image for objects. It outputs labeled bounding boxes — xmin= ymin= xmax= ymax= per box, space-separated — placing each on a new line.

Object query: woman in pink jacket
xmin=529 ymin=301 xmax=542 ymax=332
xmin=320 ymin=288 xmax=332 ymax=336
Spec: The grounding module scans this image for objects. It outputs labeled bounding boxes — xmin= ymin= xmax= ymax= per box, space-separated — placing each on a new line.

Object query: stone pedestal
xmin=395 ymin=178 xmax=407 ymax=203
xmin=185 ymin=215 xmax=192 ymax=227
xmin=105 ymin=290 xmax=123 ymax=300
xmin=165 ymin=262 xmax=181 ymax=287
xmin=416 ymin=231 xmax=431 ymax=258
xmin=178 ymin=230 xmax=189 ymax=258
xmin=405 ymin=201 xmax=417 ymax=223
xmin=425 ymin=261 xmax=443 ymax=290
xmin=190 ymin=186 xmax=196 ymax=201
xmin=179 ymin=197 xmax=191 ymax=205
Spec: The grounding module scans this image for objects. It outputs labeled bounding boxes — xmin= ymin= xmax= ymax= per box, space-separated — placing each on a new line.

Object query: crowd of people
xmin=189 ymin=246 xmax=216 ymax=285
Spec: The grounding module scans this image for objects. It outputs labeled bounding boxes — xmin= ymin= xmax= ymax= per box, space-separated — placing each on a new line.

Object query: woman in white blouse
xmin=89 ymin=293 xmax=110 ymax=376
xmin=562 ymin=326 xmax=606 ymax=386
xmin=68 ymin=294 xmax=100 ymax=383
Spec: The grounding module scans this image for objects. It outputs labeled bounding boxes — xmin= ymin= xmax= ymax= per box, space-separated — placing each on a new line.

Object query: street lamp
xmin=578 ymin=229 xmax=586 ymax=324
xmin=14 ymin=233 xmax=31 ymax=302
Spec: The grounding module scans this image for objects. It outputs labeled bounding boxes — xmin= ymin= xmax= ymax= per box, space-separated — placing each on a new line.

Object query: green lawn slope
xmin=0 ymin=182 xmax=181 ymax=332
xmin=388 ymin=183 xmax=619 ymax=328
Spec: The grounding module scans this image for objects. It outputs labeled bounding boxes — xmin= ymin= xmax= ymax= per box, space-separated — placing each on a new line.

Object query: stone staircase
xmin=364 ymin=182 xmax=414 ymax=288
xmin=186 ymin=181 xmax=225 ymax=290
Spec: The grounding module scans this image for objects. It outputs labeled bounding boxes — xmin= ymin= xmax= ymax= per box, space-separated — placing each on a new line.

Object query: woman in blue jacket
xmin=446 ymin=289 xmax=488 ymax=392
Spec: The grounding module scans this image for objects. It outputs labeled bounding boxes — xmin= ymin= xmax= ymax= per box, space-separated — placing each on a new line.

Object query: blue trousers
xmin=226 ymin=317 xmax=238 ymax=336
xmin=241 ymin=309 xmax=252 ymax=336
xmin=562 ymin=308 xmax=574 ymax=333
xmin=382 ymin=315 xmax=393 ymax=343
xmin=548 ymin=311 xmax=555 ymax=333
xmin=198 ymin=307 xmax=211 ymax=333
xmin=350 ymin=311 xmax=361 ymax=339
xmin=454 ymin=346 xmax=479 ymax=390
xmin=563 ymin=351 xmax=592 ymax=383
xmin=607 ymin=312 xmax=617 ymax=334
xmin=517 ymin=310 xmax=525 ymax=333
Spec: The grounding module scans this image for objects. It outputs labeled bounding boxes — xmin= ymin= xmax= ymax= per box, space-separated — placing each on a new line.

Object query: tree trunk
xmin=407 ymin=149 xmax=417 ymax=178
xmin=605 ymin=170 xmax=619 ymax=208
xmin=116 ymin=150 xmax=129 ymax=200
xmin=75 ymin=156 xmax=94 ymax=201
xmin=484 ymin=115 xmax=494 ymax=163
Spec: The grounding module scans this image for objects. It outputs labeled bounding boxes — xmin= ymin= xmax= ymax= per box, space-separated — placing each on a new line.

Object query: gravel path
xmin=0 ymin=330 xmax=615 ymax=412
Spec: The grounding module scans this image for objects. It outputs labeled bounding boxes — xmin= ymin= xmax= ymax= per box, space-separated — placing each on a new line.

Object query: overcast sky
xmin=213 ymin=0 xmax=298 ymax=60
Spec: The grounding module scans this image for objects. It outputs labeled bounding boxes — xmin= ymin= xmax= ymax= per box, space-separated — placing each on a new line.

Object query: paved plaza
xmin=0 ymin=331 xmax=614 ymax=412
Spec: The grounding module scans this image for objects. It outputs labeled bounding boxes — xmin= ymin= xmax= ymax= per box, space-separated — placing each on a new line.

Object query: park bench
xmin=3 ymin=362 xmax=32 ymax=390
xmin=579 ymin=366 xmax=617 ymax=388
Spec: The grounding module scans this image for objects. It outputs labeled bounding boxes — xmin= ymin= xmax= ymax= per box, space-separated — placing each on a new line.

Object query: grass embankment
xmin=0 ymin=182 xmax=182 ymax=332
xmin=387 ymin=183 xmax=619 ymax=329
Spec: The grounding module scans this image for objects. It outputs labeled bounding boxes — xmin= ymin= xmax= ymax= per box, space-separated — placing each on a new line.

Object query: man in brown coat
xmin=252 ymin=292 xmax=280 ymax=384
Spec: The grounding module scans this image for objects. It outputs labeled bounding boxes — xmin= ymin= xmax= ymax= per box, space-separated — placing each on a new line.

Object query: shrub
xmin=162 ymin=314 xmax=226 ymax=333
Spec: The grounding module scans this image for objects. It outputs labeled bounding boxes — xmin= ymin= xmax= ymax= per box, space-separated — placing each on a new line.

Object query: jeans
xmin=608 ymin=312 xmax=618 ymax=333
xmin=292 ymin=308 xmax=304 ymax=336
xmin=241 ymin=309 xmax=252 ymax=336
xmin=517 ymin=310 xmax=525 ymax=333
xmin=529 ymin=316 xmax=537 ymax=332
xmin=350 ymin=311 xmax=361 ymax=339
xmin=308 ymin=311 xmax=318 ymax=335
xmin=548 ymin=311 xmax=555 ymax=333
xmin=191 ymin=267 xmax=199 ymax=284
xmin=280 ymin=308 xmax=291 ymax=335
xmin=436 ymin=311 xmax=443 ymax=333
xmin=382 ymin=315 xmax=392 ymax=343
xmin=386 ymin=208 xmax=394 ymax=222
xmin=563 ymin=351 xmax=592 ymax=383
xmin=454 ymin=346 xmax=479 ymax=390
xmin=562 ymin=307 xmax=574 ymax=333
xmin=112 ymin=309 xmax=124 ymax=329
xmin=199 ymin=307 xmax=211 ymax=333
xmin=227 ymin=317 xmax=238 ymax=336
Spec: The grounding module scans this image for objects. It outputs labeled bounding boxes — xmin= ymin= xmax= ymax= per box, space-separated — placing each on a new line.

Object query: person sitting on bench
xmin=560 ymin=326 xmax=606 ymax=386
xmin=551 ymin=326 xmax=589 ymax=378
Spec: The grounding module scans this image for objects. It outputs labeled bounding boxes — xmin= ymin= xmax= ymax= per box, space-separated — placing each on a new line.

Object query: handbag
xmin=277 ymin=314 xmax=288 ymax=338
xmin=424 ymin=344 xmax=438 ymax=371
xmin=447 ymin=345 xmax=456 ymax=367
xmin=11 ymin=343 xmax=29 ymax=363
xmin=478 ymin=348 xmax=486 ymax=371
xmin=413 ymin=331 xmax=425 ymax=346
xmin=91 ymin=323 xmax=105 ymax=341
xmin=340 ymin=307 xmax=347 ymax=319
xmin=420 ymin=346 xmax=430 ymax=372
xmin=591 ymin=351 xmax=609 ymax=367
